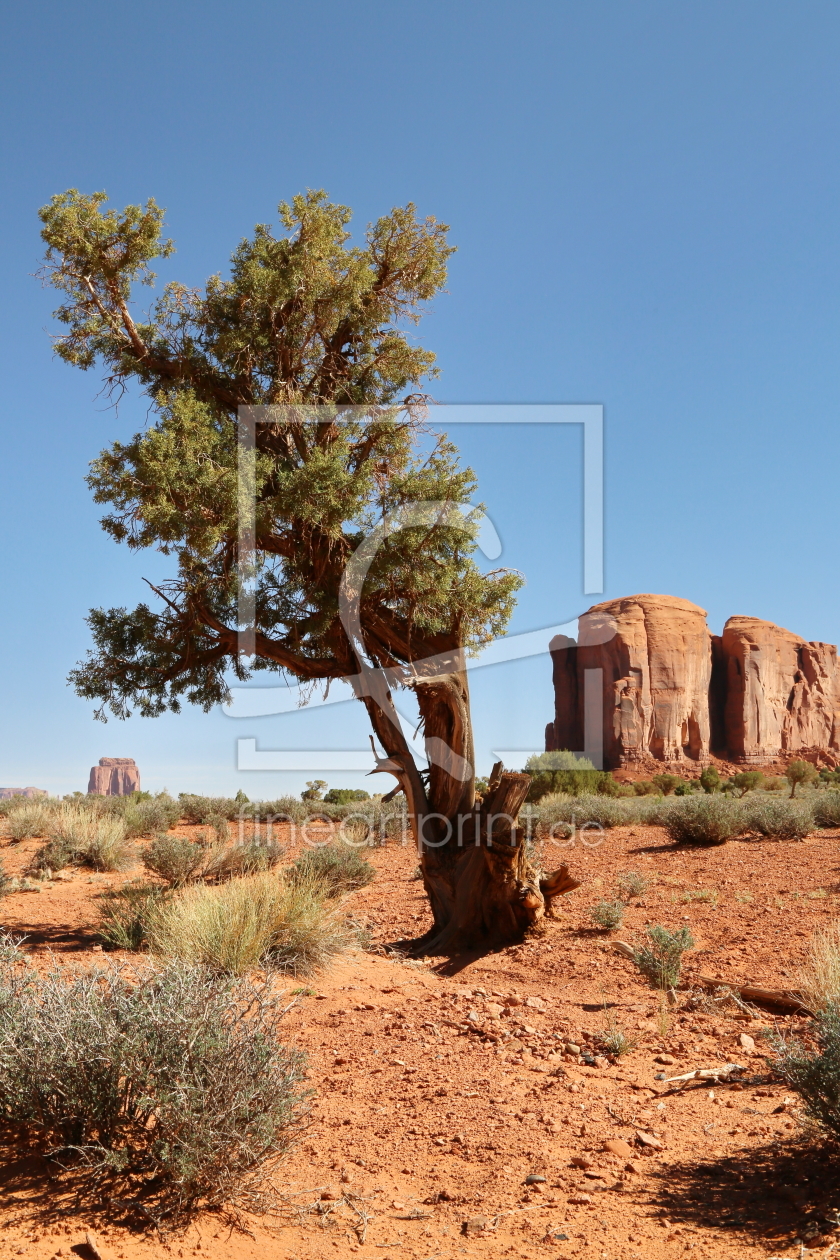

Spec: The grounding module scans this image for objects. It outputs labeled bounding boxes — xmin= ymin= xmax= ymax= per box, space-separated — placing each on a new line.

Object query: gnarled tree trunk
xmin=358 ymin=657 xmax=580 ymax=953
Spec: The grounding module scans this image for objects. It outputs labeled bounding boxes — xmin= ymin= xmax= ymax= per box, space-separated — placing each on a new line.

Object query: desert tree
xmin=786 ymin=760 xmax=818 ymax=799
xmin=39 ymin=189 xmax=578 ymax=951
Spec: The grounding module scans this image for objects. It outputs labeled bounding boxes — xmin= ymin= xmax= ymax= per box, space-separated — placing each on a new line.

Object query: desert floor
xmin=1 ymin=815 xmax=839 ymax=1260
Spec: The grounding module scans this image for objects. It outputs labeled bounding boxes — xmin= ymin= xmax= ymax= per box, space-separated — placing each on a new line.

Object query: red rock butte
xmin=87 ymin=757 xmax=140 ymax=796
xmin=546 ymin=593 xmax=840 ymax=769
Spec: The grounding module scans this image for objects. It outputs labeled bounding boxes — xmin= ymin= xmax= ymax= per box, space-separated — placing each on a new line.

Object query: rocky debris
xmin=0 ymin=787 xmax=47 ymax=799
xmin=547 ymin=593 xmax=840 ymax=767
xmin=547 ymin=594 xmax=712 ymax=767
xmin=87 ymin=757 xmax=140 ymax=796
xmin=715 ymin=615 xmax=840 ymax=763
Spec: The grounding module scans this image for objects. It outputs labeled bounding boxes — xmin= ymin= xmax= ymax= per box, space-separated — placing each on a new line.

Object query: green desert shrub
xmin=730 ymin=771 xmax=765 ymax=797
xmin=813 ymin=791 xmax=840 ymax=829
xmin=772 ymin=1004 xmax=840 ymax=1142
xmin=632 ymin=925 xmax=695 ymax=990
xmin=589 ymin=900 xmax=624 ymax=930
xmin=787 ymin=760 xmax=819 ymax=798
xmin=663 ymin=795 xmax=746 ymax=846
xmin=121 ymin=793 xmax=181 ymax=838
xmin=323 ymin=788 xmax=370 ymax=804
xmin=0 ymin=941 xmax=307 ymax=1218
xmin=142 ymin=834 xmax=208 ymax=887
xmin=747 ymin=796 xmax=813 ymax=841
xmin=97 ymin=882 xmax=170 ymax=950
xmin=149 ymin=871 xmax=348 ymax=974
xmin=202 ymin=837 xmax=284 ymax=882
xmin=178 ymin=794 xmax=244 ymax=824
xmin=699 ymin=766 xmax=721 ymax=794
xmin=32 ymin=805 xmax=132 ymax=872
xmin=290 ymin=843 xmax=376 ymax=897
xmin=6 ymin=802 xmax=53 ymax=841
xmin=616 ymin=870 xmax=649 ymax=900
xmin=651 ymin=773 xmax=681 ymax=796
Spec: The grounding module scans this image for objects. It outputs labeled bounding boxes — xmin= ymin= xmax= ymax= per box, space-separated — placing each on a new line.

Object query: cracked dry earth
xmin=3 ymin=819 xmax=840 ymax=1259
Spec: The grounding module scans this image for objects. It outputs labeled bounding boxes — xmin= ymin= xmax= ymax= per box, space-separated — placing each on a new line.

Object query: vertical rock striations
xmin=87 ymin=757 xmax=140 ymax=796
xmin=547 ymin=594 xmax=712 ymax=768
xmin=548 ymin=597 xmax=840 ymax=769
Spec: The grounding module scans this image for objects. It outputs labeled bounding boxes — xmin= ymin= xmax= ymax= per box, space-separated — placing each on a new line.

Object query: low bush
xmin=651 ymin=773 xmax=681 ymax=796
xmin=813 ymin=791 xmax=840 ymax=829
xmin=142 ymin=834 xmax=208 ymax=887
xmin=747 ymin=797 xmax=813 ymax=841
xmin=663 ymin=795 xmax=747 ymax=846
xmin=290 ymin=843 xmax=376 ymax=897
xmin=616 ymin=871 xmax=649 ymax=900
xmin=590 ymin=900 xmax=624 ymax=930
xmin=121 ymin=793 xmax=181 ymax=838
xmin=699 ymin=766 xmax=721 ymax=794
xmin=31 ymin=806 xmax=132 ymax=872
xmin=202 ymin=837 xmax=284 ymax=882
xmin=97 ymin=882 xmax=171 ymax=950
xmin=6 ymin=802 xmax=53 ymax=841
xmin=149 ymin=871 xmax=348 ymax=974
xmin=178 ymin=794 xmax=245 ymax=824
xmin=323 ymin=788 xmax=370 ymax=804
xmin=773 ymin=1004 xmax=840 ymax=1141
xmin=0 ymin=941 xmax=307 ymax=1218
xmin=632 ymin=924 xmax=694 ymax=990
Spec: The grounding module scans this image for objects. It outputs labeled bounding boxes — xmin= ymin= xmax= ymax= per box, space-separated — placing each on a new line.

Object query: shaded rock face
xmin=87 ymin=757 xmax=140 ymax=796
xmin=0 ymin=787 xmax=47 ymax=800
xmin=547 ymin=596 xmax=840 ymax=768
xmin=547 ymin=594 xmax=712 ymax=768
xmin=715 ymin=617 xmax=840 ymax=763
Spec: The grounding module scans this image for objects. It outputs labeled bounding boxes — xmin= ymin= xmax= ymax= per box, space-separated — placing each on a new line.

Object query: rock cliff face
xmin=547 ymin=596 xmax=840 ymax=768
xmin=546 ymin=594 xmax=712 ymax=768
xmin=87 ymin=757 xmax=140 ymax=796
xmin=714 ymin=617 xmax=840 ymax=763
xmin=0 ymin=787 xmax=47 ymax=800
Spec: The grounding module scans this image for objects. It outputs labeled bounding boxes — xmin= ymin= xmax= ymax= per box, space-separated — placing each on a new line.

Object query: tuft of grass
xmin=664 ymin=796 xmax=746 ymax=846
xmin=290 ymin=843 xmax=376 ymax=898
xmin=589 ymin=900 xmax=625 ymax=931
xmin=120 ymin=794 xmax=181 ymax=838
xmin=616 ymin=871 xmax=649 ymax=900
xmin=0 ymin=939 xmax=308 ymax=1220
xmin=148 ymin=871 xmax=349 ymax=975
xmin=31 ymin=806 xmax=132 ymax=872
xmin=681 ymin=888 xmax=718 ymax=905
xmin=796 ymin=920 xmax=840 ymax=1013
xmin=202 ymin=837 xmax=284 ymax=882
xmin=97 ymin=882 xmax=171 ymax=951
xmin=142 ymin=833 xmax=208 ymax=887
xmin=734 ymin=890 xmax=755 ymax=903
xmin=6 ymin=802 xmax=53 ymax=841
xmin=632 ymin=925 xmax=695 ymax=990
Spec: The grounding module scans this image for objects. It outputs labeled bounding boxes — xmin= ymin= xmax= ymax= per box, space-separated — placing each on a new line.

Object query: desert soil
xmin=1 ymin=814 xmax=839 ymax=1260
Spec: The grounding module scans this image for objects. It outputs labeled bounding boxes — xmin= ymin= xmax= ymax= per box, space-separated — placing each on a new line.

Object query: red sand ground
xmin=1 ymin=814 xmax=839 ymax=1260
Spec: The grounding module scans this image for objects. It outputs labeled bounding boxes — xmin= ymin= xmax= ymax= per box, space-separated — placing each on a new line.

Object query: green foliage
xmin=651 ymin=773 xmax=681 ymax=796
xmin=0 ymin=941 xmax=307 ymax=1218
xmin=178 ymin=794 xmax=244 ymax=823
xmin=730 ymin=771 xmax=764 ymax=797
xmin=787 ymin=760 xmax=819 ymax=798
xmin=632 ymin=925 xmax=694 ymax=990
xmin=813 ymin=791 xmax=840 ymax=828
xmin=663 ymin=795 xmax=747 ymax=846
xmin=673 ymin=780 xmax=696 ymax=796
xmin=142 ymin=834 xmax=207 ymax=887
xmin=6 ymin=802 xmax=53 ymax=841
xmin=616 ymin=871 xmax=649 ymax=900
xmin=589 ymin=900 xmax=624 ymax=931
xmin=747 ymin=797 xmax=813 ymax=841
xmin=772 ymin=1005 xmax=840 ymax=1141
xmin=699 ymin=766 xmax=721 ymax=794
xmin=31 ymin=805 xmax=132 ymax=872
xmin=121 ymin=793 xmax=181 ymax=837
xmin=97 ymin=882 xmax=171 ymax=950
xmin=290 ymin=843 xmax=376 ymax=898
xmin=301 ymin=780 xmax=327 ymax=802
xmin=631 ymin=780 xmax=660 ymax=797
xmin=524 ymin=752 xmax=619 ymax=802
xmin=40 ymin=190 xmax=520 ymax=760
xmin=322 ymin=788 xmax=370 ymax=804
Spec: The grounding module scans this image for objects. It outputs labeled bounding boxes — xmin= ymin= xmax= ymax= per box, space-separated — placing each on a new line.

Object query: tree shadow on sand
xmin=647 ymin=1137 xmax=840 ymax=1249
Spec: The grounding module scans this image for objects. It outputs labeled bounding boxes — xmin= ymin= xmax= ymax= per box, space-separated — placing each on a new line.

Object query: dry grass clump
xmin=31 ymin=804 xmax=132 ymax=872
xmin=6 ymin=802 xmax=54 ymax=841
xmin=796 ymin=920 xmax=840 ymax=1013
xmin=664 ymin=795 xmax=746 ymax=846
xmin=747 ymin=796 xmax=813 ymax=841
xmin=616 ymin=870 xmax=649 ymax=900
xmin=149 ymin=871 xmax=348 ymax=975
xmin=0 ymin=938 xmax=307 ymax=1220
xmin=142 ymin=834 xmax=285 ymax=888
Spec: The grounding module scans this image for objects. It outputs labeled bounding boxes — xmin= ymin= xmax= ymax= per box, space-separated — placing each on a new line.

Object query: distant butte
xmin=546 ymin=593 xmax=840 ymax=769
xmin=87 ymin=757 xmax=140 ymax=796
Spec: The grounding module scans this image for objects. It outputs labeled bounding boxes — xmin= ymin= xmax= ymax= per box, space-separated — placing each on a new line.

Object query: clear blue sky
xmin=2 ymin=1 xmax=839 ymax=797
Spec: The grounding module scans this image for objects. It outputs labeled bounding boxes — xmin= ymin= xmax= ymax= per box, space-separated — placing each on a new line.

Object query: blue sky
xmin=1 ymin=1 xmax=839 ymax=797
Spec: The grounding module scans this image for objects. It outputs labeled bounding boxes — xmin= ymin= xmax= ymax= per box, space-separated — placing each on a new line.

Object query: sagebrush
xmin=632 ymin=925 xmax=695 ymax=990
xmin=0 ymin=941 xmax=307 ymax=1219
